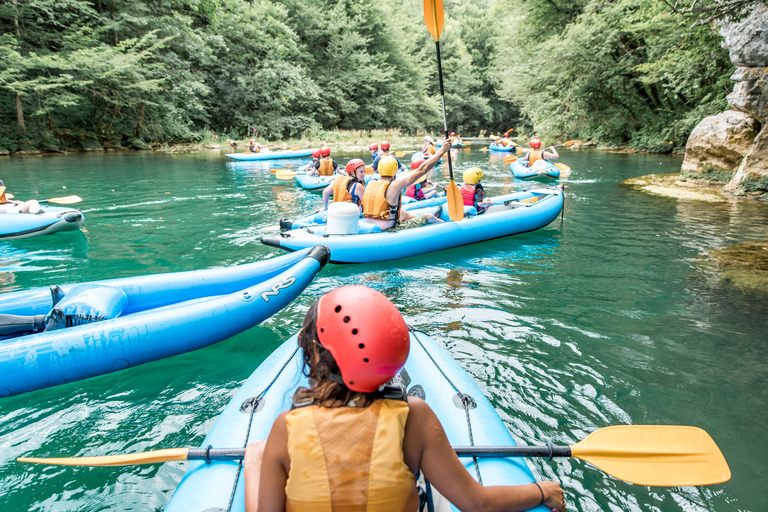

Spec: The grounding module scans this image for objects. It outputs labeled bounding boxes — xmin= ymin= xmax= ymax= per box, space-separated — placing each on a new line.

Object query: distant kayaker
xmin=322 ymin=159 xmax=366 ymax=210
xmin=405 ymin=159 xmax=438 ymax=201
xmin=461 ymin=167 xmax=494 ymax=215
xmin=361 ymin=141 xmax=452 ymax=231
xmin=520 ymin=139 xmax=558 ymax=167
xmin=0 ymin=181 xmax=42 ymax=214
xmin=450 ymin=131 xmax=461 ymax=145
xmin=308 ymin=146 xmax=339 ymax=176
xmin=249 ymin=139 xmax=261 ymax=153
xmin=243 ymin=285 xmax=566 ymax=512
xmin=421 ymin=136 xmax=437 ymax=156
xmin=368 ymin=142 xmax=379 ymax=160
xmin=372 ymin=140 xmax=404 ymax=173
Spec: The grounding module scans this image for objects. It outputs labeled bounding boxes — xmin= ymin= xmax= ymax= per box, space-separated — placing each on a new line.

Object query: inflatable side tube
xmin=0 ymin=206 xmax=84 ymax=240
xmin=0 ymin=248 xmax=315 ymax=318
xmin=0 ymin=246 xmax=329 ymax=398
xmin=225 ymin=149 xmax=313 ymax=161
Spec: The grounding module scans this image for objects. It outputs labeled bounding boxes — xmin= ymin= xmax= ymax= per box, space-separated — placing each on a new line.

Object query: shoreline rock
xmin=620 ymin=173 xmax=732 ymax=202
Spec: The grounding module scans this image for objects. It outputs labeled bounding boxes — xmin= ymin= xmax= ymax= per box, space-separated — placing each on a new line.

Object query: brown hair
xmin=296 ymin=302 xmax=375 ymax=407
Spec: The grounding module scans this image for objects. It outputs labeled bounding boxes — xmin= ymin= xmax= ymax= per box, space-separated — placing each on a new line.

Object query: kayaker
xmin=243 ymin=285 xmax=566 ymax=512
xmin=450 ymin=131 xmax=461 ymax=145
xmin=362 ymin=142 xmax=451 ymax=231
xmin=322 ymin=159 xmax=366 ymax=210
xmin=372 ymin=140 xmax=404 ymax=172
xmin=368 ymin=143 xmax=379 ymax=160
xmin=519 ymin=139 xmax=558 ymax=167
xmin=249 ymin=139 xmax=261 ymax=153
xmin=461 ymin=168 xmax=494 ymax=215
xmin=0 ymin=181 xmax=42 ymax=214
xmin=308 ymin=146 xmax=339 ymax=176
xmin=405 ymin=159 xmax=438 ymax=201
xmin=421 ymin=136 xmax=437 ymax=156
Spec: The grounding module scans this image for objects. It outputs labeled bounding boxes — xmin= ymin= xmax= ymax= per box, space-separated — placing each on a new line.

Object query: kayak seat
xmin=44 ymin=284 xmax=129 ymax=331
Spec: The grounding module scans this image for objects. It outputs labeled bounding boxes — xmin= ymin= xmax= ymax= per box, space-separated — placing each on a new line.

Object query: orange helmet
xmin=320 ymin=146 xmax=331 ymax=157
xmin=316 ymin=286 xmax=410 ymax=393
xmin=530 ymin=139 xmax=542 ymax=149
xmin=345 ymin=158 xmax=365 ymax=175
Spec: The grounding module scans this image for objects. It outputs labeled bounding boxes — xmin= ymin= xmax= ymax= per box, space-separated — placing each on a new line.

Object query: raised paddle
xmin=424 ymin=0 xmax=462 ymax=222
xmin=275 ymin=169 xmax=297 ymax=180
xmin=17 ymin=425 xmax=730 ymax=486
xmin=4 ymin=194 xmax=83 ymax=205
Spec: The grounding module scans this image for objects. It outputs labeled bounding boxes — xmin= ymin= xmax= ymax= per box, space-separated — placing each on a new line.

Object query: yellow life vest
xmin=426 ymin=144 xmax=436 ymax=155
xmin=0 ymin=193 xmax=7 ymax=205
xmin=528 ymin=150 xmax=544 ymax=166
xmin=284 ymin=399 xmax=417 ymax=512
xmin=362 ymin=180 xmax=399 ymax=221
xmin=333 ymin=176 xmax=362 ymax=205
xmin=318 ymin=157 xmax=334 ymax=176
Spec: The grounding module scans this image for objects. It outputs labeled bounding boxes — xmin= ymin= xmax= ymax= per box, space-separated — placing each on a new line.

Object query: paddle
xmin=395 ymin=151 xmax=407 ymax=158
xmin=365 ymin=166 xmax=374 ymax=175
xmin=291 ymin=146 xmax=301 ymax=151
xmin=424 ymin=0 xmax=463 ymax=222
xmin=17 ymin=425 xmax=730 ymax=486
xmin=504 ymin=140 xmax=581 ymax=164
xmin=275 ymin=169 xmax=297 ymax=180
xmin=4 ymin=194 xmax=83 ymax=205
xmin=504 ymin=155 xmax=518 ymax=165
xmin=270 ymin=168 xmax=290 ymax=175
xmin=554 ymin=163 xmax=572 ymax=178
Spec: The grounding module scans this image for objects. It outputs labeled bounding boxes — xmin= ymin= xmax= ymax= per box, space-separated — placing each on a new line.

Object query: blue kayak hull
xmin=0 ymin=206 xmax=84 ymax=240
xmin=225 ymin=149 xmax=314 ymax=161
xmin=295 ymin=173 xmax=335 ymax=190
xmin=263 ymin=188 xmax=563 ymax=263
xmin=489 ymin=143 xmax=516 ymax=152
xmin=511 ymin=160 xmax=560 ymax=180
xmin=165 ymin=330 xmax=547 ymax=512
xmin=0 ymin=247 xmax=329 ymax=397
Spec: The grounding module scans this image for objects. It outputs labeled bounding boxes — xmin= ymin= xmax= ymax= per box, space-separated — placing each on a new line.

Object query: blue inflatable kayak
xmin=0 ymin=247 xmax=329 ymax=398
xmin=295 ymin=173 xmax=336 ymax=191
xmin=411 ymin=151 xmax=442 ymax=164
xmin=489 ymin=143 xmax=517 ymax=152
xmin=0 ymin=206 xmax=84 ymax=240
xmin=165 ymin=329 xmax=547 ymax=512
xmin=262 ymin=187 xmax=563 ymax=263
xmin=511 ymin=159 xmax=560 ymax=180
xmin=226 ymin=149 xmax=314 ymax=161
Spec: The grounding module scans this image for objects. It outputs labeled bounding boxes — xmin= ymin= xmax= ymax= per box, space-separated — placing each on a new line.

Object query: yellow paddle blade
xmin=554 ymin=163 xmax=571 ymax=172
xmin=446 ymin=180 xmax=464 ymax=221
xmin=463 ymin=140 xmax=472 ymax=145
xmin=275 ymin=169 xmax=297 ymax=180
xmin=291 ymin=146 xmax=300 ymax=151
xmin=4 ymin=192 xmax=12 ymax=199
xmin=395 ymin=151 xmax=406 ymax=158
xmin=47 ymin=195 xmax=83 ymax=205
xmin=504 ymin=155 xmax=518 ymax=164
xmin=562 ymin=140 xmax=582 ymax=147
xmin=365 ymin=166 xmax=374 ymax=175
xmin=479 ymin=148 xmax=489 ymax=152
xmin=18 ymin=448 xmax=190 ymax=467
xmin=270 ymin=168 xmax=289 ymax=175
xmin=423 ymin=0 xmax=444 ymax=41
xmin=571 ymin=426 xmax=731 ymax=487
xmin=515 ymin=146 xmax=525 ymax=157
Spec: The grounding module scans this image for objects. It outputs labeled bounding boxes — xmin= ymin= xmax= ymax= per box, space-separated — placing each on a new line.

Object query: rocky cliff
xmin=682 ymin=3 xmax=768 ymax=200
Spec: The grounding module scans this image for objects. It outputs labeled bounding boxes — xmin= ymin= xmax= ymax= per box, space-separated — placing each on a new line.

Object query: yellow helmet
xmin=378 ymin=156 xmax=399 ymax=177
xmin=463 ymin=167 xmax=483 ymax=185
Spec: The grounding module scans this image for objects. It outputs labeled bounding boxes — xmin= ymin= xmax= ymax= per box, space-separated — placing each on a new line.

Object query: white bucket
xmin=326 ymin=202 xmax=360 ymax=235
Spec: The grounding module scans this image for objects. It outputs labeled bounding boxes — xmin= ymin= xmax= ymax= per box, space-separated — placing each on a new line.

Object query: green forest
xmin=0 ymin=0 xmax=738 ymax=152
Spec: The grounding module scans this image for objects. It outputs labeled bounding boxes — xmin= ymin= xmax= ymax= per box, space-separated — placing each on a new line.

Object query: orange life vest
xmin=333 ymin=176 xmax=362 ymax=206
xmin=426 ymin=144 xmax=436 ymax=155
xmin=362 ymin=180 xmax=399 ymax=221
xmin=318 ymin=157 xmax=334 ymax=176
xmin=284 ymin=399 xmax=418 ymax=512
xmin=528 ymin=150 xmax=543 ymax=166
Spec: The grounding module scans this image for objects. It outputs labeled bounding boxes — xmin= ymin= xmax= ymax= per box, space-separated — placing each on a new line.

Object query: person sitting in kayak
xmin=421 ymin=136 xmax=437 ymax=156
xmin=519 ymin=139 xmax=558 ymax=167
xmin=372 ymin=140 xmax=403 ymax=173
xmin=368 ymin=142 xmax=379 ymax=160
xmin=322 ymin=159 xmax=366 ymax=210
xmin=450 ymin=131 xmax=461 ymax=145
xmin=362 ymin=145 xmax=449 ymax=231
xmin=405 ymin=159 xmax=438 ymax=201
xmin=461 ymin=168 xmax=494 ymax=215
xmin=243 ymin=285 xmax=566 ymax=512
xmin=308 ymin=146 xmax=339 ymax=176
xmin=0 ymin=181 xmax=42 ymax=214
xmin=249 ymin=139 xmax=261 ymax=153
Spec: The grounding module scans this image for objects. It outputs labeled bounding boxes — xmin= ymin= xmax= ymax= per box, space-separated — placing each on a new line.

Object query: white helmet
xmin=424 ymin=136 xmax=434 ymax=143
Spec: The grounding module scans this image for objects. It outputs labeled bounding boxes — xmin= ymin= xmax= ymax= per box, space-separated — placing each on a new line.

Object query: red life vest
xmin=461 ymin=184 xmax=476 ymax=206
xmin=405 ymin=183 xmax=424 ymax=201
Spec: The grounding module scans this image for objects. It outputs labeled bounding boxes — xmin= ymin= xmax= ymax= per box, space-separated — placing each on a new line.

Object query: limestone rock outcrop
xmin=683 ymin=3 xmax=768 ymax=200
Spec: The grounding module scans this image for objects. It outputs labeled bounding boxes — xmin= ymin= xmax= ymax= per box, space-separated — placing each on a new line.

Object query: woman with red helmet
xmin=308 ymin=146 xmax=340 ymax=176
xmin=520 ymin=138 xmax=559 ymax=167
xmin=321 ymin=159 xmax=367 ymax=210
xmin=368 ymin=143 xmax=379 ymax=159
xmin=243 ymin=286 xmax=565 ymax=512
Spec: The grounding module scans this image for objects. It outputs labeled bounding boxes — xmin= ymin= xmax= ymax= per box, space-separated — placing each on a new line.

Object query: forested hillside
xmin=0 ymin=0 xmax=737 ymax=151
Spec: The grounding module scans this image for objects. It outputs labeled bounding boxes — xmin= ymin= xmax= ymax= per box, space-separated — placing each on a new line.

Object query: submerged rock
xmin=706 ymin=240 xmax=768 ymax=295
xmin=620 ymin=173 xmax=731 ymax=202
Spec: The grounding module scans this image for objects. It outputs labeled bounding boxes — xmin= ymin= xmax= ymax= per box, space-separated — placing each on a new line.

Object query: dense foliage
xmin=0 ymin=0 xmax=737 ymax=150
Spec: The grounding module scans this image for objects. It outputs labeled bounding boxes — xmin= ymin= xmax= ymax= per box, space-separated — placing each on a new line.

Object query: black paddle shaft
xmin=186 ymin=445 xmax=572 ymax=462
xmin=434 ymin=41 xmax=454 ymax=181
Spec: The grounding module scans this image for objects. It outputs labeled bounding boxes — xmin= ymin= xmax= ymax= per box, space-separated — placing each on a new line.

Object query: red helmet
xmin=411 ymin=158 xmax=425 ymax=170
xmin=530 ymin=138 xmax=542 ymax=149
xmin=346 ymin=158 xmax=365 ymax=175
xmin=371 ymin=143 xmax=379 ymax=150
xmin=368 ymin=143 xmax=375 ymax=151
xmin=450 ymin=132 xmax=456 ymax=137
xmin=381 ymin=141 xmax=390 ymax=151
xmin=316 ymin=286 xmax=410 ymax=393
xmin=320 ymin=146 xmax=331 ymax=157
xmin=311 ymin=149 xmax=321 ymax=158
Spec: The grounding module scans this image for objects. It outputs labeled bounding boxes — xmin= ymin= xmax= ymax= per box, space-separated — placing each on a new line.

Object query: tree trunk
xmin=135 ymin=103 xmax=144 ymax=138
xmin=16 ymin=93 xmax=26 ymax=133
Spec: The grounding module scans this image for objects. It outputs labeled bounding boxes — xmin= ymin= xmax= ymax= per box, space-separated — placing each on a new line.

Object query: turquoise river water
xmin=0 ymin=147 xmax=766 ymax=511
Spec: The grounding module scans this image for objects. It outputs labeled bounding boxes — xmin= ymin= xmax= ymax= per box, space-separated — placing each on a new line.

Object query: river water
xmin=0 ymin=147 xmax=766 ymax=511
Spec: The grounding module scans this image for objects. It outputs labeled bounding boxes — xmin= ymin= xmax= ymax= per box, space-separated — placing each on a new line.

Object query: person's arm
xmin=405 ymin=398 xmax=565 ymax=512
xmin=255 ymin=412 xmax=290 ymax=512
xmin=322 ymin=183 xmax=333 ymax=209
xmin=372 ymin=155 xmax=380 ymax=171
xmin=544 ymin=147 xmax=559 ymax=159
xmin=244 ymin=440 xmax=266 ymax=512
xmin=385 ymin=139 xmax=452 ymax=204
xmin=352 ymin=183 xmax=365 ymax=206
